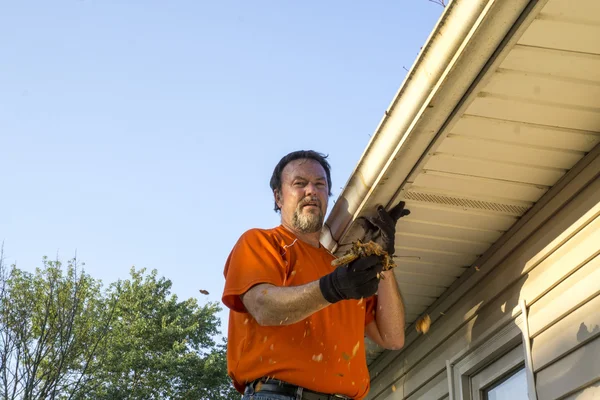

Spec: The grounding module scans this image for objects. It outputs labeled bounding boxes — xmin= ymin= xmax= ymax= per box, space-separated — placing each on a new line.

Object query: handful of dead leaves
xmin=331 ymin=239 xmax=431 ymax=335
xmin=330 ymin=240 xmax=395 ymax=271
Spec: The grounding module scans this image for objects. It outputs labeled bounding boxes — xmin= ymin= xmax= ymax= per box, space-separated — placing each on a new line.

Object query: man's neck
xmin=280 ymin=223 xmax=321 ymax=248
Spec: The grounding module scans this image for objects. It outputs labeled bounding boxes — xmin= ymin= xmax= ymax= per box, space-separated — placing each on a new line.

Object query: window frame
xmin=448 ymin=314 xmax=528 ymax=400
xmin=470 ymin=345 xmax=526 ymax=400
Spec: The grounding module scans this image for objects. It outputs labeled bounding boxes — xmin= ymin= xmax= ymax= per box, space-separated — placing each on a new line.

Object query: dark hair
xmin=270 ymin=150 xmax=333 ymax=212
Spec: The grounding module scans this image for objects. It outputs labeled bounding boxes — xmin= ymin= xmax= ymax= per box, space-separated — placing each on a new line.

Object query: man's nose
xmin=305 ymin=182 xmax=319 ymax=196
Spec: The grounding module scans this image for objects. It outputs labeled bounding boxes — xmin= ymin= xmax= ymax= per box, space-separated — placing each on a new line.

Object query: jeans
xmin=241 ymin=382 xmax=296 ymax=400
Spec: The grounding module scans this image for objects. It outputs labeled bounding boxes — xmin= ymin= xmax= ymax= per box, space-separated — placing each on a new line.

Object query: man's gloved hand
xmin=319 ymin=255 xmax=384 ymax=304
xmin=360 ymin=201 xmax=411 ymax=255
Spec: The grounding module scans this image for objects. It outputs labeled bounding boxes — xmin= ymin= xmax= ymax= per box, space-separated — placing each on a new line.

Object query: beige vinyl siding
xmin=406 ymin=371 xmax=449 ymax=400
xmin=536 ymin=336 xmax=600 ymax=399
xmin=530 ymin=258 xmax=600 ymax=399
xmin=366 ymin=149 xmax=600 ymax=399
xmin=562 ymin=381 xmax=600 ymax=400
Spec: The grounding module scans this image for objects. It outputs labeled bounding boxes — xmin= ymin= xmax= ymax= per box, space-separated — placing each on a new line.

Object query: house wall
xmin=366 ymin=147 xmax=600 ymax=400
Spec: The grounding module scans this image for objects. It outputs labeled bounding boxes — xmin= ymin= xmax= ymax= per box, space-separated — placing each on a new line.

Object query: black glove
xmin=360 ymin=201 xmax=410 ymax=255
xmin=319 ymin=255 xmax=384 ymax=304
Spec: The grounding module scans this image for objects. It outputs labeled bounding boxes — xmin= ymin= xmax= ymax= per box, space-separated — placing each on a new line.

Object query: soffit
xmin=361 ymin=0 xmax=600 ymax=364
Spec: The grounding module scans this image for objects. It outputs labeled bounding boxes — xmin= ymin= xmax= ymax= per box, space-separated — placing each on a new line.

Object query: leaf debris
xmin=331 ymin=240 xmax=395 ymax=273
xmin=416 ymin=314 xmax=432 ymax=334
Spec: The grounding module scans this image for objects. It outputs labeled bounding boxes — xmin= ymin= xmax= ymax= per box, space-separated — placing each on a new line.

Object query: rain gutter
xmin=321 ymin=0 xmax=536 ymax=253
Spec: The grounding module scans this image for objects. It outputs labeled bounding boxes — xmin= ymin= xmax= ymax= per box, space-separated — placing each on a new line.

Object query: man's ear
xmin=274 ymin=190 xmax=283 ymax=208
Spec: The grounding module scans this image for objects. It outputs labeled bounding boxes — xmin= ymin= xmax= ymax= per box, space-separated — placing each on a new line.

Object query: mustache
xmin=298 ymin=197 xmax=321 ymax=208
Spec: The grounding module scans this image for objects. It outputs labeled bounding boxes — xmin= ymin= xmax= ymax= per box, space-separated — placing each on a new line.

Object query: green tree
xmin=0 ymin=252 xmax=238 ymax=400
xmin=82 ymin=267 xmax=238 ymax=400
xmin=0 ymin=255 xmax=116 ymax=400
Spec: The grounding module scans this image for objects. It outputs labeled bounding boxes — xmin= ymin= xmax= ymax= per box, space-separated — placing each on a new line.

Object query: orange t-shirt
xmin=222 ymin=225 xmax=377 ymax=400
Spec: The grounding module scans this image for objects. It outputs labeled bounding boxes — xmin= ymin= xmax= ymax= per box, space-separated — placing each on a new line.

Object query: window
xmin=469 ymin=345 xmax=528 ymax=400
xmin=484 ymin=367 xmax=527 ymax=400
xmin=448 ymin=313 xmax=533 ymax=400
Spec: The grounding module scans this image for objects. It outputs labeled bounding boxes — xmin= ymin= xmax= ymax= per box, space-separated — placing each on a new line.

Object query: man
xmin=222 ymin=150 xmax=407 ymax=400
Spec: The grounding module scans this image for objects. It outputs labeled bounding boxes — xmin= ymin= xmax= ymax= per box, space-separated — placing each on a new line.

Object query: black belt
xmin=248 ymin=378 xmax=352 ymax=400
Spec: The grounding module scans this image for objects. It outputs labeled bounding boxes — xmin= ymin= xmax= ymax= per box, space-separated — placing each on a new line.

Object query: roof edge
xmin=322 ymin=0 xmax=532 ymax=252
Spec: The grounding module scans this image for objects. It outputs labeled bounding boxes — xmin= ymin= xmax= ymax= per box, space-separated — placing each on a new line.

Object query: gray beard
xmin=292 ymin=207 xmax=324 ymax=233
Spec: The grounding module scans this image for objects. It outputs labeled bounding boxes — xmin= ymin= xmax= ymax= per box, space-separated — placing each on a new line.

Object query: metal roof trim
xmin=321 ymin=0 xmax=537 ymax=253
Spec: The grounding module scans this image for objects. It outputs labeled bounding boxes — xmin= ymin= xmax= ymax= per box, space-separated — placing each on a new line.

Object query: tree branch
xmin=428 ymin=0 xmax=446 ymax=7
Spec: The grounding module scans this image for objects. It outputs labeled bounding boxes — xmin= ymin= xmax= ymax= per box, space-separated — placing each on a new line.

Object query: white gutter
xmin=321 ymin=0 xmax=535 ymax=253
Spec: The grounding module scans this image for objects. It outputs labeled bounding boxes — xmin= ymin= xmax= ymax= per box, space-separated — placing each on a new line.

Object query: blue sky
xmin=1 ymin=0 xmax=442 ymax=338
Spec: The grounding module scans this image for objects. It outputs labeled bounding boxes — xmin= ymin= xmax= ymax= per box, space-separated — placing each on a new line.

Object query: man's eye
xmin=294 ymin=182 xmax=305 ymax=186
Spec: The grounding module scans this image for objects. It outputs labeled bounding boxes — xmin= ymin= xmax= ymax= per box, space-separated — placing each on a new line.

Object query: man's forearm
xmin=241 ymin=281 xmax=331 ymax=326
xmin=375 ymin=270 xmax=406 ymax=348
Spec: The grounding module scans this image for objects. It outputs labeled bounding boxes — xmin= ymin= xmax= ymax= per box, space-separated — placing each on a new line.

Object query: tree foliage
xmin=0 ymin=253 xmax=237 ymax=400
xmin=83 ymin=267 xmax=238 ymax=400
xmin=0 ymin=256 xmax=114 ymax=400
